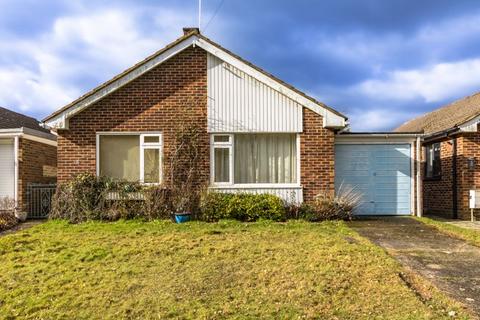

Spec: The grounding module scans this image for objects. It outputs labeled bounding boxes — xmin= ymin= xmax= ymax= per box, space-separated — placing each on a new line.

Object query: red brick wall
xmin=18 ymin=138 xmax=57 ymax=212
xmin=300 ymin=108 xmax=336 ymax=202
xmin=422 ymin=137 xmax=455 ymax=217
xmin=457 ymin=130 xmax=480 ymax=219
xmin=56 ymin=46 xmax=337 ymax=203
xmin=422 ymin=131 xmax=480 ymax=220
xmin=57 ymin=46 xmax=209 ymax=187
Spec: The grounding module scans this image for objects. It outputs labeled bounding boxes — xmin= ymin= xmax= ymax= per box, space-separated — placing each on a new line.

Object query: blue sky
xmin=1 ymin=0 xmax=480 ymax=130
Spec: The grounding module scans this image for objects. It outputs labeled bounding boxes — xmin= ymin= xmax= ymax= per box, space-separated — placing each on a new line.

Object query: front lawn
xmin=0 ymin=220 xmax=466 ymax=319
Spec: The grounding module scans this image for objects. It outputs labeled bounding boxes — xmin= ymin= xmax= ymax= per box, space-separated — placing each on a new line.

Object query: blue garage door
xmin=335 ymin=144 xmax=411 ymax=215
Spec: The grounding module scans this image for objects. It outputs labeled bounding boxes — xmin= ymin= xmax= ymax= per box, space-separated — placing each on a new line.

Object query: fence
xmin=27 ymin=184 xmax=56 ymax=219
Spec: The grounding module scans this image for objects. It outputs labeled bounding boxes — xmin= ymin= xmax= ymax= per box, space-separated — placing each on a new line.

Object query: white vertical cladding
xmin=207 ymin=54 xmax=303 ymax=133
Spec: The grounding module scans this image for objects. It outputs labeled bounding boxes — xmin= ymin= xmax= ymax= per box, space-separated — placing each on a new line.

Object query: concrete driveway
xmin=350 ymin=217 xmax=480 ymax=317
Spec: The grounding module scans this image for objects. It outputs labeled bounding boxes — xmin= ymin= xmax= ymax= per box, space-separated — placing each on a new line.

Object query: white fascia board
xmin=44 ymin=34 xmax=346 ymax=130
xmin=196 ymin=38 xmax=346 ymax=128
xmin=44 ymin=36 xmax=198 ymax=129
xmin=0 ymin=128 xmax=57 ymax=146
xmin=335 ymin=134 xmax=421 ymax=144
xmin=459 ymin=115 xmax=480 ymax=132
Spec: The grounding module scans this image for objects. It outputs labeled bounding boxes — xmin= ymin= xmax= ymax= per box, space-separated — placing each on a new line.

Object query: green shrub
xmin=199 ymin=192 xmax=286 ymax=222
xmin=50 ymin=173 xmax=172 ymax=223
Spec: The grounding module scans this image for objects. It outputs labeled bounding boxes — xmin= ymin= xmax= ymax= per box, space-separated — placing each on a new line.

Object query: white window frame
xmin=140 ymin=134 xmax=163 ymax=184
xmin=210 ymin=134 xmax=234 ymax=186
xmin=210 ymin=133 xmax=301 ymax=188
xmin=96 ymin=132 xmax=163 ymax=185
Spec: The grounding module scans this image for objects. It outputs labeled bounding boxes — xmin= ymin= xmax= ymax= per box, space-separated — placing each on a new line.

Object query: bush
xmin=299 ymin=185 xmax=362 ymax=221
xmin=199 ymin=192 xmax=286 ymax=222
xmin=50 ymin=173 xmax=173 ymax=223
xmin=0 ymin=197 xmax=17 ymax=231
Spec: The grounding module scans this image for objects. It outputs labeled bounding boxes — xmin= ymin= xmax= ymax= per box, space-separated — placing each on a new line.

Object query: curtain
xmin=99 ymin=135 xmax=140 ymax=181
xmin=144 ymin=148 xmax=160 ymax=183
xmin=214 ymin=148 xmax=230 ymax=182
xmin=234 ymin=134 xmax=297 ymax=183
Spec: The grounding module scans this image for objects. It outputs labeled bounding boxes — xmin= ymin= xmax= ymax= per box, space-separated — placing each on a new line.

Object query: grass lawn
xmin=0 ymin=220 xmax=467 ymax=319
xmin=417 ymin=217 xmax=480 ymax=247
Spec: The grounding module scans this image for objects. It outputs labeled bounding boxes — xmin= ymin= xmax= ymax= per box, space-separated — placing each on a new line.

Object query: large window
xmin=211 ymin=134 xmax=298 ymax=185
xmin=98 ymin=133 xmax=162 ymax=184
xmin=425 ymin=142 xmax=441 ymax=179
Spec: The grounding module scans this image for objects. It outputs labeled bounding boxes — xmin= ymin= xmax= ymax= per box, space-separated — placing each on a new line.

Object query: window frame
xmin=96 ymin=132 xmax=163 ymax=185
xmin=424 ymin=142 xmax=441 ymax=180
xmin=210 ymin=134 xmax=234 ymax=186
xmin=210 ymin=133 xmax=301 ymax=188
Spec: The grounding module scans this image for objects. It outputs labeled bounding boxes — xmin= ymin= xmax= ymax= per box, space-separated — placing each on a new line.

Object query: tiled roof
xmin=395 ymin=92 xmax=480 ymax=134
xmin=43 ymin=29 xmax=347 ymax=122
xmin=0 ymin=106 xmax=50 ymax=133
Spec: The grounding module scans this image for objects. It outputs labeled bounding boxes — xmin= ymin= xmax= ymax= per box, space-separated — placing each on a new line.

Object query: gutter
xmin=423 ymin=127 xmax=460 ymax=143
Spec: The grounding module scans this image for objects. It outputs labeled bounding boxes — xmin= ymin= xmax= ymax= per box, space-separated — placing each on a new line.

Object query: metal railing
xmin=27 ymin=184 xmax=56 ymax=219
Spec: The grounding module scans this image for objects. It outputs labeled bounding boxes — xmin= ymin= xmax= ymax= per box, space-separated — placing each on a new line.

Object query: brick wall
xmin=422 ymin=131 xmax=480 ymax=220
xmin=57 ymin=46 xmax=209 ymax=188
xmin=18 ymin=138 xmax=57 ymax=212
xmin=423 ymin=137 xmax=455 ymax=217
xmin=300 ymin=108 xmax=336 ymax=202
xmin=56 ymin=46 xmax=337 ymax=204
xmin=457 ymin=130 xmax=480 ymax=219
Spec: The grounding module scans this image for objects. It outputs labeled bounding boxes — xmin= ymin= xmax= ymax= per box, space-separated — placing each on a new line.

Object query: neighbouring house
xmin=0 ymin=107 xmax=57 ymax=216
xmin=42 ymin=28 xmax=423 ymax=216
xmin=396 ymin=92 xmax=480 ymax=220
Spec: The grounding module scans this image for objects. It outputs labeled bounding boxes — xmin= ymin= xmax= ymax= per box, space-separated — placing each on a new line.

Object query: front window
xmin=98 ymin=133 xmax=162 ymax=183
xmin=211 ymin=133 xmax=298 ymax=185
xmin=425 ymin=142 xmax=441 ymax=179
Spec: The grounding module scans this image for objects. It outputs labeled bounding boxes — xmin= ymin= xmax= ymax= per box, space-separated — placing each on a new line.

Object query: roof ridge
xmin=43 ymin=30 xmax=347 ymax=124
xmin=395 ymin=90 xmax=480 ymax=133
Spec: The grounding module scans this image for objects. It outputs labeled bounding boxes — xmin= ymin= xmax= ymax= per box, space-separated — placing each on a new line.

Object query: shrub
xmin=199 ymin=192 xmax=286 ymax=222
xmin=50 ymin=173 xmax=173 ymax=223
xmin=300 ymin=185 xmax=362 ymax=221
xmin=0 ymin=197 xmax=17 ymax=231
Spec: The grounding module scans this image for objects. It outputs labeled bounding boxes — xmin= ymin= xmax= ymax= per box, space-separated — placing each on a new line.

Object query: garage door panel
xmin=335 ymin=143 xmax=411 ymax=216
xmin=0 ymin=139 xmax=15 ymax=199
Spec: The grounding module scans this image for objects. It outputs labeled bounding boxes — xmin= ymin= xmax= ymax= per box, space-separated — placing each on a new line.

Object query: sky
xmin=1 ymin=0 xmax=480 ymax=131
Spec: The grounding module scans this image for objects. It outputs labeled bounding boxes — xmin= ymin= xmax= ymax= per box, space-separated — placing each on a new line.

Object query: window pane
xmin=100 ymin=135 xmax=139 ymax=181
xmin=234 ymin=134 xmax=297 ymax=183
xmin=214 ymin=148 xmax=230 ymax=182
xmin=214 ymin=135 xmax=230 ymax=143
xmin=144 ymin=148 xmax=160 ymax=183
xmin=144 ymin=136 xmax=160 ymax=143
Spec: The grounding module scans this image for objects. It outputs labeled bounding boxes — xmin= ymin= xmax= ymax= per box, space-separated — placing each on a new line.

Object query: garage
xmin=335 ymin=134 xmax=421 ymax=216
xmin=0 ymin=138 xmax=15 ymax=199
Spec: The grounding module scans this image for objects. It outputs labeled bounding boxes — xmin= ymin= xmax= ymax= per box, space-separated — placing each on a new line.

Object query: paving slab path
xmin=0 ymin=220 xmax=44 ymax=237
xmin=350 ymin=217 xmax=480 ymax=317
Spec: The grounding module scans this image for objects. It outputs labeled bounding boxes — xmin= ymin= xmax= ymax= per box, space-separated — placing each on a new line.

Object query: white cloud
xmin=347 ymin=108 xmax=418 ymax=132
xmin=0 ymin=7 xmax=194 ymax=117
xmin=354 ymin=58 xmax=480 ymax=103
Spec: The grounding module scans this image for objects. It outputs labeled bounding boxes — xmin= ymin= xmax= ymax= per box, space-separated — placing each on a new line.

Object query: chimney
xmin=183 ymin=27 xmax=200 ymax=35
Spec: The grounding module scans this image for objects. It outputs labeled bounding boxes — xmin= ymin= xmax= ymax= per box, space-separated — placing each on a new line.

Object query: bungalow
xmin=0 ymin=107 xmax=57 ymax=216
xmin=42 ymin=28 xmax=422 ymax=217
xmin=396 ymin=92 xmax=480 ymax=220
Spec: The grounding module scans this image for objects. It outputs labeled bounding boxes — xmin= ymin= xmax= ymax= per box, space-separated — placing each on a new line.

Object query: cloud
xmin=0 ymin=6 xmax=193 ymax=117
xmin=347 ymin=108 xmax=420 ymax=132
xmin=354 ymin=58 xmax=480 ymax=103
